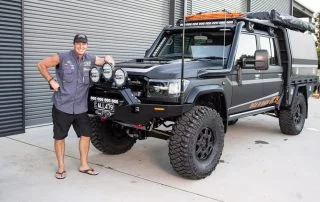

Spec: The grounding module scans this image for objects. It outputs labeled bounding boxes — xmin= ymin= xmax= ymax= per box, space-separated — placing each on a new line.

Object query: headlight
xmin=90 ymin=67 xmax=100 ymax=83
xmin=114 ymin=69 xmax=127 ymax=87
xmin=102 ymin=63 xmax=113 ymax=80
xmin=148 ymin=79 xmax=189 ymax=97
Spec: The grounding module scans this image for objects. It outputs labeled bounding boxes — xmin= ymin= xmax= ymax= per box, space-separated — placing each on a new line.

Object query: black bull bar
xmin=88 ymin=88 xmax=192 ymax=125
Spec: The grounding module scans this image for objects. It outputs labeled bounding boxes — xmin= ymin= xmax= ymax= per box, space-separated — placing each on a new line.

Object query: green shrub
xmin=318 ymin=48 xmax=320 ymax=69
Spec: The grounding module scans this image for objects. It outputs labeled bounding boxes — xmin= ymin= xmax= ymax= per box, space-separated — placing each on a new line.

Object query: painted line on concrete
xmin=306 ymin=128 xmax=320 ymax=132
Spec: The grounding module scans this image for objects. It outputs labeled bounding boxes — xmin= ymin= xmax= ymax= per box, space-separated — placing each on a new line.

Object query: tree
xmin=314 ymin=13 xmax=320 ymax=68
xmin=315 ymin=12 xmax=320 ymax=47
xmin=317 ymin=47 xmax=320 ymax=69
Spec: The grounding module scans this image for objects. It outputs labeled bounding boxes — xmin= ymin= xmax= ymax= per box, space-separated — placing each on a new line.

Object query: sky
xmin=296 ymin=0 xmax=320 ymax=13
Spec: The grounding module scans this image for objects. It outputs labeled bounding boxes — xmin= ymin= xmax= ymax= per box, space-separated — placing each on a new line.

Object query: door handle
xmin=237 ymin=65 xmax=242 ymax=86
xmin=255 ymin=74 xmax=260 ymax=79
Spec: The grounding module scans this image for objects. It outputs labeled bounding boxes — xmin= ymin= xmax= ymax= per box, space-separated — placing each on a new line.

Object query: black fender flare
xmin=185 ymin=85 xmax=228 ymax=131
xmin=290 ymin=85 xmax=308 ymax=118
xmin=185 ymin=85 xmax=225 ymax=104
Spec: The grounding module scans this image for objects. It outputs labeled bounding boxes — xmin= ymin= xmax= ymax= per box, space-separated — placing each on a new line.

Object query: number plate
xmin=94 ymin=101 xmax=115 ymax=112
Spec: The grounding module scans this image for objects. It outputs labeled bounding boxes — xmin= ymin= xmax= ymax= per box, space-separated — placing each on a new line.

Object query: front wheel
xmin=90 ymin=116 xmax=136 ymax=154
xmin=169 ymin=106 xmax=224 ymax=179
xmin=279 ymin=92 xmax=307 ymax=135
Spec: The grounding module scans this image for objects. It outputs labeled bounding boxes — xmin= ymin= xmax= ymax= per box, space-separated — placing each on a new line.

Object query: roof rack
xmin=176 ymin=11 xmax=277 ymax=29
xmin=176 ymin=10 xmax=315 ymax=33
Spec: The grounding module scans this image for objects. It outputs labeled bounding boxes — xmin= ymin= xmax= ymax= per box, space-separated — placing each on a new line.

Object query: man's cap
xmin=73 ymin=34 xmax=88 ymax=43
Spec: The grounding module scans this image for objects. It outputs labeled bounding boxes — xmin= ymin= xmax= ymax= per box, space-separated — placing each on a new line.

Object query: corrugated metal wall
xmin=192 ymin=0 xmax=248 ymax=14
xmin=174 ymin=0 xmax=193 ymax=23
xmin=251 ymin=0 xmax=290 ymax=14
xmin=0 ymin=0 xmax=24 ymax=136
xmin=23 ymin=0 xmax=170 ymax=126
xmin=175 ymin=0 xmax=184 ymax=22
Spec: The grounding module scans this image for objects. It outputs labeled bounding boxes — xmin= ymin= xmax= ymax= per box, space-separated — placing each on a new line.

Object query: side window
xmin=235 ymin=34 xmax=257 ymax=62
xmin=260 ymin=36 xmax=278 ymax=65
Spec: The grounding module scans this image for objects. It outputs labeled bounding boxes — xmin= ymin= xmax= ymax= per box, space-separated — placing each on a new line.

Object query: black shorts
xmin=52 ymin=105 xmax=92 ymax=140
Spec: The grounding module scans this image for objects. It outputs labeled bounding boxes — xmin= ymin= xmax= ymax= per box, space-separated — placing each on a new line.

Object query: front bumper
xmin=88 ymin=87 xmax=192 ymax=125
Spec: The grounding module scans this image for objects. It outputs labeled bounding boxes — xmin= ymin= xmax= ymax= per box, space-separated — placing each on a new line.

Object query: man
xmin=37 ymin=34 xmax=114 ymax=179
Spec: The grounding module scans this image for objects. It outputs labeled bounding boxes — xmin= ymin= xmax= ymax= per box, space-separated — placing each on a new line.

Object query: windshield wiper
xmin=145 ymin=57 xmax=170 ymax=60
xmin=192 ymin=56 xmax=226 ymax=61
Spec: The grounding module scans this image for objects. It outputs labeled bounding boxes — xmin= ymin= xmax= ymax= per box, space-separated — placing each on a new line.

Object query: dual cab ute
xmin=87 ymin=10 xmax=319 ymax=179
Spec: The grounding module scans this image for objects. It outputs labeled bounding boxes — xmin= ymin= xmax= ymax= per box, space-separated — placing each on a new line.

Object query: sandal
xmin=79 ymin=168 xmax=99 ymax=175
xmin=55 ymin=171 xmax=66 ymax=179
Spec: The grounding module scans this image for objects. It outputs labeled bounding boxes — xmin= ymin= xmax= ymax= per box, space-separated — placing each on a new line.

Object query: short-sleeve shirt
xmin=52 ymin=50 xmax=96 ymax=114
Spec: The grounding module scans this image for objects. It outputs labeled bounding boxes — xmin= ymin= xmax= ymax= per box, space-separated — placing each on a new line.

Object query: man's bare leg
xmin=54 ymin=139 xmax=65 ymax=173
xmin=79 ymin=136 xmax=90 ymax=170
xmin=79 ymin=136 xmax=98 ymax=175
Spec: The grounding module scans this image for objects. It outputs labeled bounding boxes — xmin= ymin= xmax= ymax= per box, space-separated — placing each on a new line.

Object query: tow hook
xmin=126 ymin=128 xmax=147 ymax=140
xmin=95 ymin=109 xmax=113 ymax=119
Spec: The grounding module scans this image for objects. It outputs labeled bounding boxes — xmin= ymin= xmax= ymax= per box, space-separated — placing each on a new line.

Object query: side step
xmin=229 ymin=106 xmax=276 ymax=120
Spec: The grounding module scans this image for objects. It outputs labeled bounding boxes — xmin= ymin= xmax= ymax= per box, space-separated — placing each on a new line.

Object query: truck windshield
xmin=151 ymin=30 xmax=233 ymax=66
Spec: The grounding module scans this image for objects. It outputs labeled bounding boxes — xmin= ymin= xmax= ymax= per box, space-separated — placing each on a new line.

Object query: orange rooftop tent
xmin=186 ymin=11 xmax=244 ymax=21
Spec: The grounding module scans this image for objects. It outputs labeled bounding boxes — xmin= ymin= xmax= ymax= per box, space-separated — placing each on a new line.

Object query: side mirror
xmin=254 ymin=50 xmax=269 ymax=70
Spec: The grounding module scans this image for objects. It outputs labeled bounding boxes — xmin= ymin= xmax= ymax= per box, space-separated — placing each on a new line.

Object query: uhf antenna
xmin=222 ymin=9 xmax=227 ymax=68
xmin=180 ymin=0 xmax=187 ymax=104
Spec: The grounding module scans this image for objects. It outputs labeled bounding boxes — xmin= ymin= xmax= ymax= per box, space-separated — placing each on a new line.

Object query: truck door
xmin=259 ymin=36 xmax=283 ymax=99
xmin=229 ymin=33 xmax=264 ymax=114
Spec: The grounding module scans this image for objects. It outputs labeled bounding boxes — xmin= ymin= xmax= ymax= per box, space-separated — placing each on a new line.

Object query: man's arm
xmin=37 ymin=53 xmax=60 ymax=91
xmin=95 ymin=55 xmax=115 ymax=66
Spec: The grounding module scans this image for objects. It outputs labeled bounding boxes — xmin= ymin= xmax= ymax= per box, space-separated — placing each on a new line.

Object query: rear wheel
xmin=90 ymin=116 xmax=136 ymax=154
xmin=279 ymin=93 xmax=306 ymax=135
xmin=169 ymin=106 xmax=224 ymax=179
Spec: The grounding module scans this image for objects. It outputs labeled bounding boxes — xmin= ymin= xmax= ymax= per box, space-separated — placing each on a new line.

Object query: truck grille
xmin=126 ymin=76 xmax=148 ymax=98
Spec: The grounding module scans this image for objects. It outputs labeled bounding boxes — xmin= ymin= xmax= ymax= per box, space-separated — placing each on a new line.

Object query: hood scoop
xmin=136 ymin=58 xmax=169 ymax=64
xmin=117 ymin=58 xmax=170 ymax=69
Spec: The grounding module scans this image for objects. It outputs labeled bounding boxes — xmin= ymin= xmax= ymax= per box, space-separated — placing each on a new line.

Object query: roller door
xmin=0 ymin=0 xmax=24 ymax=136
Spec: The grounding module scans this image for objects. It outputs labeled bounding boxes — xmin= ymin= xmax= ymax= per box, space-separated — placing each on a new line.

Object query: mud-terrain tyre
xmin=228 ymin=119 xmax=238 ymax=126
xmin=90 ymin=116 xmax=136 ymax=154
xmin=169 ymin=106 xmax=224 ymax=179
xmin=279 ymin=92 xmax=306 ymax=135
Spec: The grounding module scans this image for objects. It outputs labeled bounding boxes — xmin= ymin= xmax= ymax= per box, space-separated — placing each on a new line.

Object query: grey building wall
xmin=251 ymin=0 xmax=291 ymax=14
xmin=0 ymin=0 xmax=24 ymax=136
xmin=174 ymin=0 xmax=193 ymax=23
xmin=190 ymin=0 xmax=290 ymax=14
xmin=23 ymin=0 xmax=170 ymax=126
xmin=192 ymin=0 xmax=248 ymax=14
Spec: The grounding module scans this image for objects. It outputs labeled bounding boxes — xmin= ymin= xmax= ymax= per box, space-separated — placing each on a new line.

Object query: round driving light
xmin=102 ymin=63 xmax=113 ymax=80
xmin=90 ymin=67 xmax=100 ymax=83
xmin=114 ymin=69 xmax=127 ymax=87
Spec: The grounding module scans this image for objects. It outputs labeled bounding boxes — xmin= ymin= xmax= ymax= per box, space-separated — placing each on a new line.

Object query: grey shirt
xmin=52 ymin=50 xmax=96 ymax=114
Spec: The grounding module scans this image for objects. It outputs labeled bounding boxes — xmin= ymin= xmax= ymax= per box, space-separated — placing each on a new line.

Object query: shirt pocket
xmin=82 ymin=69 xmax=90 ymax=84
xmin=63 ymin=68 xmax=74 ymax=82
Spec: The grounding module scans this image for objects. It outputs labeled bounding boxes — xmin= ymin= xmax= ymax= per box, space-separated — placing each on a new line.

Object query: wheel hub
xmin=294 ymin=105 xmax=302 ymax=124
xmin=195 ymin=127 xmax=215 ymax=161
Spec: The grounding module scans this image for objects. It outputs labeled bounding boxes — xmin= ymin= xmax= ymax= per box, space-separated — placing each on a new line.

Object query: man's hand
xmin=104 ymin=55 xmax=115 ymax=66
xmin=95 ymin=55 xmax=115 ymax=66
xmin=49 ymin=79 xmax=60 ymax=92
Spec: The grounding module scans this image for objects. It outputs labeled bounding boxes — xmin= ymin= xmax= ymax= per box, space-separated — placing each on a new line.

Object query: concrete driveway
xmin=1 ymin=98 xmax=320 ymax=202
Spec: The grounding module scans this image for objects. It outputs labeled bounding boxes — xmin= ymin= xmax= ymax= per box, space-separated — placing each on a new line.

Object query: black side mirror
xmin=254 ymin=50 xmax=269 ymax=70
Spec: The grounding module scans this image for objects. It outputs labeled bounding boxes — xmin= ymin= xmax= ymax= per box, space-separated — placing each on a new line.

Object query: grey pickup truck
xmin=87 ymin=10 xmax=319 ymax=179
